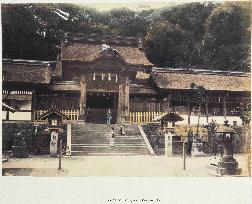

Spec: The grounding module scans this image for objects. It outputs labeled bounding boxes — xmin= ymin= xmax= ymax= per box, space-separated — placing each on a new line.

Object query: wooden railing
xmin=130 ymin=112 xmax=164 ymax=124
xmin=34 ymin=110 xmax=79 ymax=121
xmin=2 ymin=90 xmax=33 ymax=95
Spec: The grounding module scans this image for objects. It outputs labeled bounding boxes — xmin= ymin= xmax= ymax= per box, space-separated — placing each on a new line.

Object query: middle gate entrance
xmin=86 ymin=92 xmax=118 ymax=123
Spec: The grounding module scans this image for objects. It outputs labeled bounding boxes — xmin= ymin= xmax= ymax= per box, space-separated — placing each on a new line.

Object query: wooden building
xmin=2 ymin=33 xmax=251 ymax=125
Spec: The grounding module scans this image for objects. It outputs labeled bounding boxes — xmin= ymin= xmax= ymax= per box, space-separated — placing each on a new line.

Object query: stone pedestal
xmin=191 ymin=142 xmax=205 ymax=157
xmin=165 ymin=123 xmax=174 ymax=156
xmin=50 ymin=130 xmax=58 ymax=157
xmin=217 ymin=140 xmax=239 ymax=175
xmin=66 ymin=124 xmax=71 ymax=156
xmin=165 ymin=132 xmax=173 ymax=156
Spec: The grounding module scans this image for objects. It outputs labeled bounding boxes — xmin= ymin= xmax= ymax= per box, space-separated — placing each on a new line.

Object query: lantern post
xmin=215 ymin=121 xmax=239 ymax=175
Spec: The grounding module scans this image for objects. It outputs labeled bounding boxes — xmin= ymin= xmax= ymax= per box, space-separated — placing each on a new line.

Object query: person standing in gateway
xmin=106 ymin=109 xmax=112 ymax=125
xmin=110 ymin=127 xmax=115 ymax=147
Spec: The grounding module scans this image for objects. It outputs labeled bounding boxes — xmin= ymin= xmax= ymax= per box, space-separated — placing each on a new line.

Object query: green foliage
xmin=203 ymin=2 xmax=251 ymax=71
xmin=2 ymin=3 xmax=109 ymax=60
xmin=204 ymin=3 xmax=250 ymax=47
xmin=105 ymin=8 xmax=151 ymax=37
xmin=159 ymin=2 xmax=215 ymax=40
xmin=1 ymin=2 xmax=251 ymax=71
xmin=190 ymin=83 xmax=207 ymax=109
xmin=2 ymin=122 xmax=34 ymax=151
xmin=190 ymin=83 xmax=207 ymax=136
xmin=231 ymin=103 xmax=251 ymax=126
xmin=144 ymin=21 xmax=194 ymax=67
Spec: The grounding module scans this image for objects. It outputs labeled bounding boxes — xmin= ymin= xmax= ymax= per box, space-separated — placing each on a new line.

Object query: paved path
xmin=2 ymin=155 xmax=249 ymax=177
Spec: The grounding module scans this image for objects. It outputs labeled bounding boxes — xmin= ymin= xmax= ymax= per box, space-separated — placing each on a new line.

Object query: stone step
xmin=114 ymin=135 xmax=144 ymax=139
xmin=72 ymin=131 xmax=108 ymax=135
xmin=71 ymin=139 xmax=110 ymax=144
xmin=71 ymin=127 xmax=108 ymax=130
xmin=72 ymin=135 xmax=109 ymax=139
xmin=70 ymin=123 xmax=150 ymax=156
xmin=72 ymin=138 xmax=145 ymax=144
xmin=71 ymin=152 xmax=148 ymax=156
xmin=71 ymin=146 xmax=149 ymax=152
xmin=72 ymin=144 xmax=147 ymax=147
xmin=73 ymin=130 xmax=108 ymax=133
xmin=71 ymin=147 xmax=150 ymax=156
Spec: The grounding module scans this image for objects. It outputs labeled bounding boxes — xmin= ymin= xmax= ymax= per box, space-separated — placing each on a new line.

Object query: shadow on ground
xmin=2 ymin=168 xmax=68 ymax=177
xmin=3 ymin=168 xmax=33 ymax=176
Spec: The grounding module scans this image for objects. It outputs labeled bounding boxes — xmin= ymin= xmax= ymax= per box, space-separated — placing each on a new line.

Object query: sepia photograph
xmin=1 ymin=0 xmax=251 ymax=178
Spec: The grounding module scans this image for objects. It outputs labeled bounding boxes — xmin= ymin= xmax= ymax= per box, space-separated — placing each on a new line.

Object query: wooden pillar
xmin=223 ymin=93 xmax=227 ymax=119
xmin=79 ymin=75 xmax=86 ymax=121
xmin=6 ymin=99 xmax=10 ymax=121
xmin=167 ymin=92 xmax=171 ymax=111
xmin=31 ymin=91 xmax=37 ymax=121
xmin=187 ymin=100 xmax=191 ymax=125
xmin=6 ymin=110 xmax=10 ymax=121
xmin=206 ymin=96 xmax=209 ymax=123
xmin=124 ymin=76 xmax=130 ymax=122
xmin=117 ymin=83 xmax=123 ymax=123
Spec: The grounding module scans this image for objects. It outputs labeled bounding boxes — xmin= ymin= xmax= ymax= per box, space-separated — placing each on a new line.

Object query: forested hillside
xmin=1 ymin=2 xmax=250 ymax=71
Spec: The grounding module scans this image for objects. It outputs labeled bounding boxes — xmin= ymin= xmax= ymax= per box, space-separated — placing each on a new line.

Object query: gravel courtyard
xmin=2 ymin=154 xmax=249 ymax=177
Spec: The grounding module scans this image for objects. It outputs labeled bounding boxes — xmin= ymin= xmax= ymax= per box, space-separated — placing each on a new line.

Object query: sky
xmin=1 ymin=0 xmax=236 ymax=11
xmin=79 ymin=2 xmax=183 ymax=11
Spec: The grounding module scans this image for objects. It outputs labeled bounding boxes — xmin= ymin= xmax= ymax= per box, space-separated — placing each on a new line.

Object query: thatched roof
xmin=2 ymin=102 xmax=16 ymax=113
xmin=39 ymin=107 xmax=69 ymax=120
xmin=61 ymin=33 xmax=152 ymax=66
xmin=216 ymin=125 xmax=235 ymax=133
xmin=153 ymin=112 xmax=184 ymax=122
xmin=129 ymin=84 xmax=158 ymax=95
xmin=3 ymin=59 xmax=52 ymax=84
xmin=151 ymin=68 xmax=250 ymax=92
xmin=175 ymin=125 xmax=208 ymax=137
xmin=61 ymin=43 xmax=152 ymax=66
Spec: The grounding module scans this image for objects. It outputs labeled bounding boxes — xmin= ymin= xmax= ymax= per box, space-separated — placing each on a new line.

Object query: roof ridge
xmin=64 ymin=32 xmax=141 ymax=47
xmin=152 ymin=67 xmax=250 ymax=77
xmin=3 ymin=58 xmax=56 ymax=66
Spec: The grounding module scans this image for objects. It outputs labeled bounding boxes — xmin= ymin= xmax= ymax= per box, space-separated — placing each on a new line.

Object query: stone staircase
xmin=71 ymin=123 xmax=150 ymax=156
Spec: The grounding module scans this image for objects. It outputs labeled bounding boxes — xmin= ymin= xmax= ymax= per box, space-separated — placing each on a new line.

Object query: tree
xmin=231 ymin=103 xmax=251 ymax=176
xmin=106 ymin=8 xmax=150 ymax=37
xmin=203 ymin=2 xmax=251 ymax=71
xmin=190 ymin=83 xmax=207 ymax=138
xmin=231 ymin=103 xmax=251 ymax=131
xmin=144 ymin=21 xmax=195 ymax=67
xmin=2 ymin=2 xmax=250 ymax=71
xmin=159 ymin=2 xmax=215 ymax=40
xmin=1 ymin=4 xmax=109 ymax=61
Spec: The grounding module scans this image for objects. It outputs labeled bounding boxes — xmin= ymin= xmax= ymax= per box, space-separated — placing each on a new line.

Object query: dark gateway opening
xmin=86 ymin=92 xmax=117 ymax=123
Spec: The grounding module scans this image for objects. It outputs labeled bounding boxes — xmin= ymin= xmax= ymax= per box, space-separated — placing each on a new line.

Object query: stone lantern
xmin=215 ymin=123 xmax=238 ymax=175
xmin=40 ymin=107 xmax=68 ymax=157
xmin=154 ymin=110 xmax=183 ymax=156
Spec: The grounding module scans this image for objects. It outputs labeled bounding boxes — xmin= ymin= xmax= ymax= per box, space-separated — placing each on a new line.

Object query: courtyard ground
xmin=2 ymin=154 xmax=249 ymax=177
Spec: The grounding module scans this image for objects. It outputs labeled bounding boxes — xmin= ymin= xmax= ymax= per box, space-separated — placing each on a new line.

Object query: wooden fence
xmin=130 ymin=112 xmax=164 ymax=124
xmin=35 ymin=110 xmax=164 ymax=123
xmin=34 ymin=110 xmax=79 ymax=121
